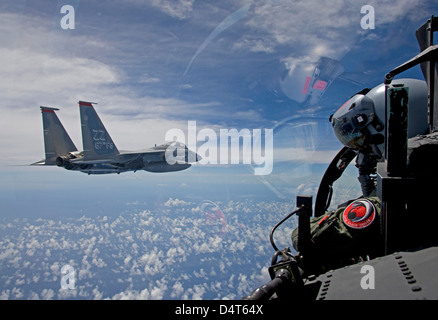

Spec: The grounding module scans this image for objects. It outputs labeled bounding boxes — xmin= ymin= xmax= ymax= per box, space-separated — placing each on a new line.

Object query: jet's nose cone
xmin=186 ymin=150 xmax=201 ymax=163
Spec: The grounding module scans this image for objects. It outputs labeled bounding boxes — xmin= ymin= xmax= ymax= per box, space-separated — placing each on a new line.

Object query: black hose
xmin=242 ymin=277 xmax=284 ymax=301
xmin=269 ymin=208 xmax=300 ymax=252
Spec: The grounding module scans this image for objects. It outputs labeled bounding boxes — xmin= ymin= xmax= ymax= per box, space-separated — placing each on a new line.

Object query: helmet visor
xmin=332 ymin=117 xmax=366 ymax=149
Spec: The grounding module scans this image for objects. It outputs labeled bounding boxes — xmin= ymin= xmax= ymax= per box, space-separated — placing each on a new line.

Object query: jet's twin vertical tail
xmin=36 ymin=106 xmax=77 ymax=165
xmin=78 ymin=101 xmax=119 ymax=160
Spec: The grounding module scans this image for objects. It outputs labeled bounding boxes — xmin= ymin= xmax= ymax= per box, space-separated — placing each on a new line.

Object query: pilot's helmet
xmin=331 ymin=78 xmax=429 ymax=154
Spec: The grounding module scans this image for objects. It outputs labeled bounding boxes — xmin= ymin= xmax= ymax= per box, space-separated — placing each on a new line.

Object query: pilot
xmin=330 ymin=78 xmax=429 ymax=197
xmin=292 ymin=78 xmax=430 ymax=275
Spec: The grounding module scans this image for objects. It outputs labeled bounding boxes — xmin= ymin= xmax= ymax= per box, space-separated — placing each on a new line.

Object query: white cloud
xmin=182 ymin=283 xmax=207 ymax=300
xmin=0 ymin=11 xmax=221 ymax=165
xmin=124 ymin=255 xmax=132 ymax=267
xmin=41 ymin=289 xmax=56 ymax=300
xmin=11 ymin=287 xmax=24 ymax=299
xmin=171 ymin=281 xmax=184 ymax=299
xmin=243 ymin=0 xmax=356 ymax=57
xmin=139 ymin=247 xmax=165 ymax=276
xmin=0 ymin=290 xmax=10 ymax=300
xmin=92 ymin=287 xmax=103 ymax=300
xmin=150 ymin=0 xmax=195 ymax=20
xmin=150 ymin=280 xmax=168 ymax=300
xmin=110 ymin=280 xmax=167 ymax=300
xmin=111 ymin=288 xmax=151 ymax=300
xmin=0 ymin=47 xmax=119 ymax=99
xmin=164 ymin=198 xmax=192 ymax=207
xmin=242 ymin=0 xmax=427 ymax=61
xmin=0 ymin=198 xmax=297 ymax=300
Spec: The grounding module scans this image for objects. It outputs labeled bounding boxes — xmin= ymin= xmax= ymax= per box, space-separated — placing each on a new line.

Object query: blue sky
xmin=1 ymin=0 xmax=438 ymax=301
xmin=1 ymin=0 xmax=437 ymax=216
xmin=1 ymin=0 xmax=437 ymax=214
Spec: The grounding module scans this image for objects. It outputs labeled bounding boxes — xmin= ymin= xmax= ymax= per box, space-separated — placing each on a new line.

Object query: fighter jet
xmin=32 ymin=101 xmax=199 ymax=174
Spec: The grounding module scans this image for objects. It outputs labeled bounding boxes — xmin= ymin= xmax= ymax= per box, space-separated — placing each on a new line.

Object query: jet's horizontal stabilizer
xmin=30 ymin=159 xmax=47 ymax=166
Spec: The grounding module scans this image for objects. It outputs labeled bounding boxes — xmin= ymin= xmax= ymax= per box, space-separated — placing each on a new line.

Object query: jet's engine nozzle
xmin=55 ymin=152 xmax=81 ymax=169
xmin=56 ymin=155 xmax=68 ymax=167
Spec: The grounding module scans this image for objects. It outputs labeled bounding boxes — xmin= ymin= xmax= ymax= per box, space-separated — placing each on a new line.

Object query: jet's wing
xmin=78 ymin=101 xmax=119 ymax=161
xmin=123 ymin=142 xmax=200 ymax=164
xmin=36 ymin=106 xmax=78 ymax=165
xmin=117 ymin=144 xmax=199 ymax=164
xmin=116 ymin=149 xmax=166 ymax=163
